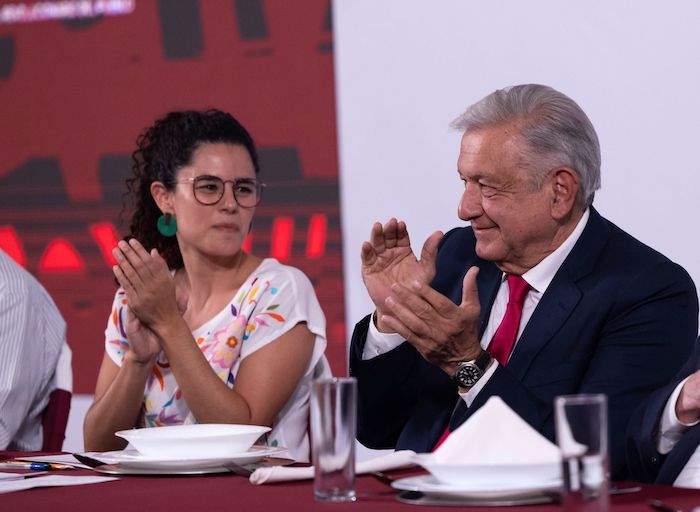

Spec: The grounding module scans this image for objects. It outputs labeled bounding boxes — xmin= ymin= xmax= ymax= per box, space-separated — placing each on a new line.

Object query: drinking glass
xmin=554 ymin=393 xmax=609 ymax=511
xmin=310 ymin=377 xmax=357 ymax=502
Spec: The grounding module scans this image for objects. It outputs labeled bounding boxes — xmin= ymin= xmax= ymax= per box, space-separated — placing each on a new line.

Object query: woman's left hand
xmin=112 ymin=238 xmax=180 ymax=331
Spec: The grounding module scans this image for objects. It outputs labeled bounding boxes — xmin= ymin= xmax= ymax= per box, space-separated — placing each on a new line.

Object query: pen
xmin=0 ymin=461 xmax=58 ymax=471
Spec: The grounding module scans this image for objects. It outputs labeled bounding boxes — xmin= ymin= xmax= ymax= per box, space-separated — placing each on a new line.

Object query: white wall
xmin=333 ymin=0 xmax=700 ymax=333
xmin=64 ymin=394 xmax=91 ymax=452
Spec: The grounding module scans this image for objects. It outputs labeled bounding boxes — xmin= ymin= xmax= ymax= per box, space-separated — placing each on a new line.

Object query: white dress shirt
xmin=363 ymin=209 xmax=590 ymax=407
xmin=657 ymin=377 xmax=700 ymax=488
xmin=0 ymin=249 xmax=67 ymax=450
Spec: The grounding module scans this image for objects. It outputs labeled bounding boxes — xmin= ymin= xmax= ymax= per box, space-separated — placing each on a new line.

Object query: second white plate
xmin=391 ymin=474 xmax=562 ymax=500
xmin=93 ymin=445 xmax=286 ymax=470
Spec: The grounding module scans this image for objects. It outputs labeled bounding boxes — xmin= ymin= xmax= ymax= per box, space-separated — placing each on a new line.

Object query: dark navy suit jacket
xmin=350 ymin=208 xmax=698 ymax=480
xmin=627 ymin=340 xmax=700 ymax=484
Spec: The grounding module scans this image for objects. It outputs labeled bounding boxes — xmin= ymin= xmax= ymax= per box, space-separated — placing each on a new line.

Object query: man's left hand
xmin=382 ymin=266 xmax=482 ymax=374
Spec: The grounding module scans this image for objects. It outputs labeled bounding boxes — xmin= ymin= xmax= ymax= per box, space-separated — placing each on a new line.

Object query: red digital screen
xmin=0 ymin=0 xmax=346 ymax=392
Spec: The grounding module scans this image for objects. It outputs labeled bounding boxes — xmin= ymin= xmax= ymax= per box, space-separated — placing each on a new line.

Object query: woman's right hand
xmin=122 ymin=305 xmax=161 ymax=365
xmin=112 ymin=239 xmax=181 ymax=333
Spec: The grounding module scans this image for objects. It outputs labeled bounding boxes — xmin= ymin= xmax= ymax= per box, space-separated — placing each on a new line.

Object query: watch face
xmin=455 ymin=364 xmax=482 ymax=387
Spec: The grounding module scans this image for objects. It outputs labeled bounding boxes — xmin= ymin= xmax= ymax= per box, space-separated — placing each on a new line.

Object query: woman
xmin=83 ymin=110 xmax=330 ymax=461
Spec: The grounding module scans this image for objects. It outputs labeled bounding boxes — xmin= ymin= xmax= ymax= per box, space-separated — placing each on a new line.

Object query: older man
xmin=350 ymin=84 xmax=698 ymax=479
xmin=627 ymin=341 xmax=700 ymax=487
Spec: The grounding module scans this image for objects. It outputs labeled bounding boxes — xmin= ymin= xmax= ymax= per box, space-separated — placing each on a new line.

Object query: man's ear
xmin=150 ymin=181 xmax=172 ymax=214
xmin=550 ymin=168 xmax=579 ymax=219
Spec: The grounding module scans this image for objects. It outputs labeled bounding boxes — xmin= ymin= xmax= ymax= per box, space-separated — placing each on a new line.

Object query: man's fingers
xmin=368 ymin=221 xmax=387 ymax=254
xmin=461 ymin=266 xmax=480 ymax=309
xmin=390 ymin=282 xmax=435 ymax=319
xmin=420 ymin=230 xmax=443 ymax=270
xmin=381 ymin=314 xmax=418 ymax=345
xmin=382 ymin=218 xmax=399 ymax=249
xmin=361 ymin=241 xmax=377 ymax=266
xmin=385 ymin=292 xmax=431 ymax=338
xmin=399 ymin=279 xmax=458 ymax=317
xmin=396 ymin=220 xmax=411 ymax=248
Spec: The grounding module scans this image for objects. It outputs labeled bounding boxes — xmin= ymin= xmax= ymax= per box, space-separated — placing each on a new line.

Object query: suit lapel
xmin=476 ymin=262 xmax=502 ymax=338
xmin=506 ymin=208 xmax=611 ymax=379
xmin=506 ymin=280 xmax=581 ymax=379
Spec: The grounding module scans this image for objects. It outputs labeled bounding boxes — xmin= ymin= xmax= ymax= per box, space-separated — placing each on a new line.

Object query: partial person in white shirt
xmin=627 ymin=340 xmax=700 ymax=487
xmin=349 ymin=84 xmax=698 ymax=479
xmin=0 ymin=249 xmax=68 ymax=450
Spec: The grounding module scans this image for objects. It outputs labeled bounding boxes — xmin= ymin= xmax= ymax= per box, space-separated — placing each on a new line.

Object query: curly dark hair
xmin=124 ymin=109 xmax=260 ymax=270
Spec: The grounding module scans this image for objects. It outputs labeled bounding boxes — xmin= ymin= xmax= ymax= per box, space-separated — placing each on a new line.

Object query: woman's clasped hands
xmin=112 ymin=238 xmax=181 ymax=363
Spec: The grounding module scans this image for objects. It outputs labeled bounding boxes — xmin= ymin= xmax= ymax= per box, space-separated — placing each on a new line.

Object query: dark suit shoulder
xmin=564 ymin=210 xmax=694 ymax=290
xmin=601 ymin=217 xmax=685 ymax=267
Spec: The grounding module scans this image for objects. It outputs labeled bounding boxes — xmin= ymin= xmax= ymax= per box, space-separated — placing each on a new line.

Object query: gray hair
xmin=450 ymin=84 xmax=601 ymax=209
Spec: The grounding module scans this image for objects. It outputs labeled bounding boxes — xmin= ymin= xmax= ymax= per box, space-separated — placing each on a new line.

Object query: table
xmin=2 ymin=452 xmax=699 ymax=512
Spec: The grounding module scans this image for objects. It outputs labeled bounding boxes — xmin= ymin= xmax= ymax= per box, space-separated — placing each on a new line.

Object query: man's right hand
xmin=676 ymin=370 xmax=700 ymax=424
xmin=360 ymin=218 xmax=442 ymax=333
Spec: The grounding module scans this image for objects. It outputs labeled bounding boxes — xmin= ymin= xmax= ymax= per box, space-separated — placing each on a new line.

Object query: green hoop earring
xmin=157 ymin=213 xmax=177 ymax=237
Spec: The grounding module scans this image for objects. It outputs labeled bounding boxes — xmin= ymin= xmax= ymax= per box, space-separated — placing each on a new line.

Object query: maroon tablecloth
xmin=2 ymin=452 xmax=699 ymax=512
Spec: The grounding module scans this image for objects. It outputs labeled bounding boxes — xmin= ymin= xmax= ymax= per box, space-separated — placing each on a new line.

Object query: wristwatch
xmin=452 ymin=351 xmax=493 ymax=389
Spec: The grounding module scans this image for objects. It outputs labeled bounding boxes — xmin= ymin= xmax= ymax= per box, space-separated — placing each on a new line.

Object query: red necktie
xmin=433 ymin=274 xmax=530 ymax=451
xmin=488 ymin=274 xmax=530 ymax=366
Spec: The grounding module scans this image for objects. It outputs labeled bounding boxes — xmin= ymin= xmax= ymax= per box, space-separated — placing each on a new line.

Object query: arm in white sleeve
xmin=657 ymin=377 xmax=700 ymax=454
xmin=361 ymin=312 xmax=405 ymax=360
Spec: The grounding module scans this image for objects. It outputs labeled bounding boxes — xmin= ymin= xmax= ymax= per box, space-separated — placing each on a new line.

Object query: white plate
xmin=95 ymin=446 xmax=286 ymax=470
xmin=391 ymin=474 xmax=562 ymax=500
xmin=90 ymin=464 xmax=233 ymax=476
xmin=114 ymin=424 xmax=270 ymax=459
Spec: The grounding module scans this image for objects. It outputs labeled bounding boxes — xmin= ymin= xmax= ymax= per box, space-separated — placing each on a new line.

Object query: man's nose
xmin=458 ymin=183 xmax=482 ymax=221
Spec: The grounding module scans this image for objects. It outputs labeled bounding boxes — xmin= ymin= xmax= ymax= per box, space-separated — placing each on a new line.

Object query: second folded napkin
xmin=249 ymin=449 xmax=415 ymax=485
xmin=433 ymin=395 xmax=561 ymax=464
xmin=413 ymin=396 xmax=561 ymax=487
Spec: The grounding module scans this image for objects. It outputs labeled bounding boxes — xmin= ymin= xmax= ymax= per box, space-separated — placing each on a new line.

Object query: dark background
xmin=0 ymin=0 xmax=345 ymax=393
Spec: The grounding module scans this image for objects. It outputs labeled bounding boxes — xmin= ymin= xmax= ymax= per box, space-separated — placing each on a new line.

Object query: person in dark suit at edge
xmin=349 ymin=83 xmax=698 ymax=479
xmin=627 ymin=340 xmax=700 ymax=487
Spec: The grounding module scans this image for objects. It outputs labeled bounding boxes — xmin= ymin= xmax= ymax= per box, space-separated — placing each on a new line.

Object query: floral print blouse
xmin=104 ymin=258 xmax=330 ymax=461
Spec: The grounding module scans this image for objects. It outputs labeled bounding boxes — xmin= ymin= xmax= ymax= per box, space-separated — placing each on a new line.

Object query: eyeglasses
xmin=176 ymin=175 xmax=265 ymax=207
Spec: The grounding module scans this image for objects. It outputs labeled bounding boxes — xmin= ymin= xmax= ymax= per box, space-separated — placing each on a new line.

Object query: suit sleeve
xmin=348 ymin=229 xmax=467 ymax=450
xmin=626 ymin=343 xmax=700 ymax=482
xmin=467 ymin=259 xmax=698 ymax=479
xmin=349 ymin=314 xmax=426 ymax=448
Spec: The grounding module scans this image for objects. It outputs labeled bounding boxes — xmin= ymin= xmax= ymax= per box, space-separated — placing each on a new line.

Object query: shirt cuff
xmin=361 ymin=312 xmax=405 ymax=360
xmin=458 ymin=359 xmax=499 ymax=407
xmin=658 ymin=377 xmax=700 ymax=454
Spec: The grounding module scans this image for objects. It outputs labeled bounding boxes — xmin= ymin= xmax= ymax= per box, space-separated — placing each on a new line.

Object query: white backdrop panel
xmin=334 ymin=0 xmax=700 ymax=337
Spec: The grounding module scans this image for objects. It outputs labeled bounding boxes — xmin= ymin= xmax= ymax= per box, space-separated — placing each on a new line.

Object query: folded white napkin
xmin=0 ymin=475 xmax=118 ymax=495
xmin=249 ymin=450 xmax=415 ymax=485
xmin=431 ymin=395 xmax=561 ymax=465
